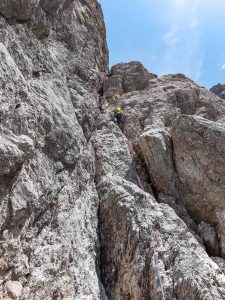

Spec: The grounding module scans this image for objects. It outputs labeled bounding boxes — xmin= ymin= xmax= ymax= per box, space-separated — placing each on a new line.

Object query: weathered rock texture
xmin=103 ymin=61 xmax=157 ymax=98
xmin=0 ymin=0 xmax=108 ymax=299
xmin=98 ymin=71 xmax=225 ymax=299
xmin=211 ymin=84 xmax=225 ymax=100
xmin=0 ymin=1 xmax=225 ymax=300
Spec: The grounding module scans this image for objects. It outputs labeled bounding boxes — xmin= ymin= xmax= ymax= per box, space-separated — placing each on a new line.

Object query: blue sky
xmin=98 ymin=0 xmax=225 ymax=88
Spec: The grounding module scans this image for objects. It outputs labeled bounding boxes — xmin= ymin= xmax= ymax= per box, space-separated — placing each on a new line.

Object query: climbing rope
xmin=136 ymin=174 xmax=166 ymax=300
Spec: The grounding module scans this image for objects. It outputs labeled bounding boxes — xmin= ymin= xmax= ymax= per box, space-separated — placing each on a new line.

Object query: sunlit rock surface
xmin=0 ymin=1 xmax=225 ymax=299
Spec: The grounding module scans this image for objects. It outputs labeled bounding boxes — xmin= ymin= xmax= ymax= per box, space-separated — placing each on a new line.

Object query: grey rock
xmin=198 ymin=221 xmax=220 ymax=256
xmin=0 ymin=129 xmax=34 ymax=175
xmin=94 ymin=121 xmax=225 ymax=300
xmin=103 ymin=61 xmax=156 ymax=98
xmin=210 ymin=84 xmax=225 ymax=100
xmin=1 ymin=0 xmax=225 ymax=299
xmin=103 ymin=75 xmax=124 ymax=99
xmin=212 ymin=257 xmax=225 ymax=272
xmin=112 ymin=61 xmax=151 ymax=93
xmin=138 ymin=127 xmax=178 ymax=197
xmin=0 ymin=0 xmax=108 ymax=299
xmin=171 ymin=115 xmax=225 ymax=257
xmin=0 ymin=0 xmax=74 ymax=37
xmin=5 ymin=280 xmax=22 ymax=299
xmin=99 ymin=70 xmax=225 ymax=298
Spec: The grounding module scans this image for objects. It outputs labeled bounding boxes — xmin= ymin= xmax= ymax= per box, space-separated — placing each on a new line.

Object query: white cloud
xmin=163 ymin=26 xmax=179 ymax=47
xmin=159 ymin=0 xmax=204 ymax=81
xmin=139 ymin=0 xmax=225 ymax=84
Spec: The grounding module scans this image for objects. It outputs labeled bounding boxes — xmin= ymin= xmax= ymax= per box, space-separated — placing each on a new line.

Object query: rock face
xmin=0 ymin=0 xmax=108 ymax=299
xmin=198 ymin=222 xmax=220 ymax=256
xmin=0 ymin=1 xmax=225 ymax=300
xmin=210 ymin=84 xmax=225 ymax=100
xmin=5 ymin=280 xmax=23 ymax=299
xmin=99 ymin=72 xmax=225 ymax=299
xmin=103 ymin=61 xmax=157 ymax=98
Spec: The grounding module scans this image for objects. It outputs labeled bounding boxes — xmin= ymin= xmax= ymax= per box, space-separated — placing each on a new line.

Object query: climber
xmin=114 ymin=106 xmax=124 ymax=126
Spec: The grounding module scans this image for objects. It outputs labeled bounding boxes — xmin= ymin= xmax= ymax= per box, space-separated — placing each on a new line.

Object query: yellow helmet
xmin=114 ymin=106 xmax=121 ymax=113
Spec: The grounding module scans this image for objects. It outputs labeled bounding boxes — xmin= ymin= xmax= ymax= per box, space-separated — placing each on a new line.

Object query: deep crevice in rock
xmin=133 ymin=150 xmax=159 ymax=199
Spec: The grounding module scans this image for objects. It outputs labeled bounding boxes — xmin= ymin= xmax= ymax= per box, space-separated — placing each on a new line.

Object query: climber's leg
xmin=116 ymin=115 xmax=122 ymax=125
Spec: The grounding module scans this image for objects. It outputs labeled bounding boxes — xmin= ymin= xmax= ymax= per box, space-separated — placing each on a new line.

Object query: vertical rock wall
xmin=0 ymin=2 xmax=225 ymax=300
xmin=0 ymin=0 xmax=108 ymax=299
xmin=100 ymin=64 xmax=225 ymax=299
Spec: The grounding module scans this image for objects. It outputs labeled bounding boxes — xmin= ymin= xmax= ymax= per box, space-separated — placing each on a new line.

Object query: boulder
xmin=103 ymin=61 xmax=156 ymax=97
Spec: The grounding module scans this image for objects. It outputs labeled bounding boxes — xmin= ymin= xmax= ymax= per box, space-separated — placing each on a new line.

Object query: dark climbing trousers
xmin=114 ymin=112 xmax=122 ymax=125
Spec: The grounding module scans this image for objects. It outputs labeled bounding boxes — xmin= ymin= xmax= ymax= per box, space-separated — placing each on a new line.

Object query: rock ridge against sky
xmin=0 ymin=0 xmax=225 ymax=299
xmin=99 ymin=0 xmax=225 ymax=88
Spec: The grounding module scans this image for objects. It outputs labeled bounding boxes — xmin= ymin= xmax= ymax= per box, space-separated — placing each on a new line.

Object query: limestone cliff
xmin=0 ymin=1 xmax=225 ymax=300
xmin=0 ymin=0 xmax=108 ymax=299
